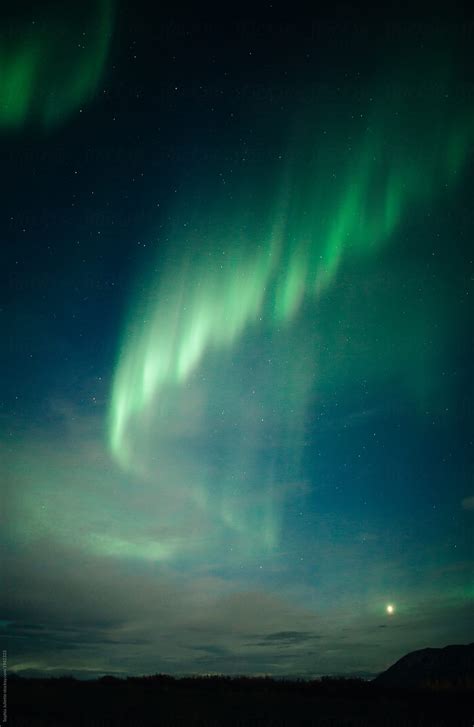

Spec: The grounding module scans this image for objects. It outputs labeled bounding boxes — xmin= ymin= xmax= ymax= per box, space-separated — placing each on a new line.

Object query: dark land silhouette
xmin=7 ymin=644 xmax=473 ymax=726
xmin=374 ymin=642 xmax=474 ymax=690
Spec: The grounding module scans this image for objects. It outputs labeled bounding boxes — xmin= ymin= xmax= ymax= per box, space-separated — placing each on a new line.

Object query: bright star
xmin=386 ymin=604 xmax=395 ymax=615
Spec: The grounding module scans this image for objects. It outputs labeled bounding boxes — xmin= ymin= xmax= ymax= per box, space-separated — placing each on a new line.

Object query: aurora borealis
xmin=0 ymin=1 xmax=113 ymax=129
xmin=109 ymin=44 xmax=474 ymax=561
xmin=2 ymin=3 xmax=473 ymax=680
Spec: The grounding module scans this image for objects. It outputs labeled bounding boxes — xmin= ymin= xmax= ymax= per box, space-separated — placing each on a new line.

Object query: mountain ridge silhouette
xmin=375 ymin=642 xmax=474 ymax=689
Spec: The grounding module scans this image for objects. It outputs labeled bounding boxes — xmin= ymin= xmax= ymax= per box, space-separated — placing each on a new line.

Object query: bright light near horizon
xmin=386 ymin=604 xmax=395 ymax=615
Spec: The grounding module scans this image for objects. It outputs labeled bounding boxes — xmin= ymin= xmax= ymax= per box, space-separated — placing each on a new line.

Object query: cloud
xmin=252 ymin=631 xmax=322 ymax=647
xmin=0 ymin=537 xmax=384 ymax=678
xmin=3 ymin=396 xmax=472 ymax=679
xmin=461 ymin=496 xmax=474 ymax=511
xmin=3 ymin=533 xmax=472 ymax=679
xmin=1 ymin=538 xmax=317 ymax=675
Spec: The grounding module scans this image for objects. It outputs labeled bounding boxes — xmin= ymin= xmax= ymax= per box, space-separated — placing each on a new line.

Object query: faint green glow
xmin=0 ymin=1 xmax=113 ymax=129
xmin=109 ymin=47 xmax=473 ymax=557
xmin=88 ymin=534 xmax=177 ymax=561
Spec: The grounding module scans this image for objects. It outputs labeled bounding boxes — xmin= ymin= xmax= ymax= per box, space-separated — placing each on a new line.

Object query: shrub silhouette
xmin=8 ymin=672 xmax=472 ymax=726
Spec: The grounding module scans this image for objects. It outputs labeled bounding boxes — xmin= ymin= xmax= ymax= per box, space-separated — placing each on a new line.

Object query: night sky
xmin=2 ymin=1 xmax=473 ymax=679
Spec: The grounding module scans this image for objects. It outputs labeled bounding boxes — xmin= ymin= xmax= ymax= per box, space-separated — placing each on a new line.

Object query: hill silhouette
xmin=374 ymin=642 xmax=474 ymax=690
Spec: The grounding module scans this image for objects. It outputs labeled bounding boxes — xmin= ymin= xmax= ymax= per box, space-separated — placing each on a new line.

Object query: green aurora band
xmin=108 ymin=48 xmax=473 ymax=559
xmin=0 ymin=0 xmax=113 ymax=129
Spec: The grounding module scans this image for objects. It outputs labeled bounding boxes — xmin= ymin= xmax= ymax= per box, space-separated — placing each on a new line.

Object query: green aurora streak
xmin=0 ymin=0 xmax=113 ymax=129
xmin=107 ymin=48 xmax=473 ymax=558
